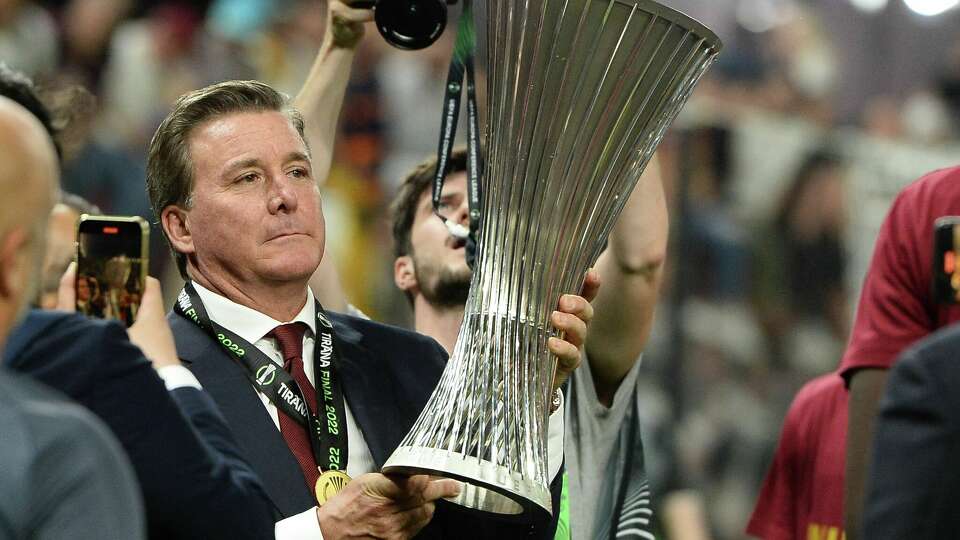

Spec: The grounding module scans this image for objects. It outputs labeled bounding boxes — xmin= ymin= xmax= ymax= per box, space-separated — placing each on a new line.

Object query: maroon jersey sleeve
xmin=839 ymin=167 xmax=960 ymax=383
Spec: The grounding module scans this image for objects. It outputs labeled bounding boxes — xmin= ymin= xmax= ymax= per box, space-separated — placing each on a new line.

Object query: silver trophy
xmin=383 ymin=0 xmax=721 ymax=520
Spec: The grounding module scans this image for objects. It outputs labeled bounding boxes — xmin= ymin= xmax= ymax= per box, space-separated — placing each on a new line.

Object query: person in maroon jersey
xmin=750 ymin=165 xmax=960 ymax=540
xmin=747 ymin=373 xmax=847 ymax=540
xmin=838 ymin=166 xmax=960 ymax=539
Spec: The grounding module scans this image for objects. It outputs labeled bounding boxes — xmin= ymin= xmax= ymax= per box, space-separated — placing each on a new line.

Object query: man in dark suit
xmin=148 ymin=64 xmax=591 ymax=540
xmin=863 ymin=322 xmax=960 ymax=539
xmin=0 ymin=66 xmax=276 ymax=538
xmin=0 ymin=93 xmax=144 ymax=539
xmin=6 ymin=308 xmax=277 ymax=539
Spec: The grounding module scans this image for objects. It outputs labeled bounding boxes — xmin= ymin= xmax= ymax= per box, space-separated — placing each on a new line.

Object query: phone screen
xmin=76 ymin=217 xmax=148 ymax=327
xmin=933 ymin=216 xmax=960 ymax=305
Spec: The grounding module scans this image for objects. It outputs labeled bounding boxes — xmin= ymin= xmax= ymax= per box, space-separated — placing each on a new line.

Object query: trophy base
xmin=382 ymin=446 xmax=552 ymax=521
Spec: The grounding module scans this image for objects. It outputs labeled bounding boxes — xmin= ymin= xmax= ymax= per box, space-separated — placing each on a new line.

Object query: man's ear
xmin=0 ymin=228 xmax=30 ymax=301
xmin=161 ymin=205 xmax=195 ymax=257
xmin=394 ymin=255 xmax=418 ymax=293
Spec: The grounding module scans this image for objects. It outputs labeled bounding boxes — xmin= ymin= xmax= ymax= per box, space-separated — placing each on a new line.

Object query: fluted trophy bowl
xmin=383 ymin=0 xmax=721 ymax=520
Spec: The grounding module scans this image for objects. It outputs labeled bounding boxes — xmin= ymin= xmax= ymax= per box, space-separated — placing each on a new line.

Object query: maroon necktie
xmin=269 ymin=323 xmax=320 ymax=491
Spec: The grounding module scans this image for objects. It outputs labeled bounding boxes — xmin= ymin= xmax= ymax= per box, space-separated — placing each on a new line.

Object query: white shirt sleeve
xmin=547 ymin=389 xmax=565 ymax=481
xmin=275 ymin=507 xmax=324 ymax=540
xmin=155 ymin=365 xmax=202 ymax=391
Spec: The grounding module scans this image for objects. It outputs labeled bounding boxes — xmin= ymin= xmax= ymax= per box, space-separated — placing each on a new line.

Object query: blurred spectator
xmin=752 ymin=150 xmax=849 ymax=374
xmin=680 ymin=125 xmax=750 ymax=301
xmin=57 ymin=0 xmax=132 ymax=91
xmin=36 ymin=192 xmax=100 ymax=309
xmin=0 ymin=0 xmax=57 ymax=78
xmin=762 ymin=6 xmax=836 ymax=122
xmin=97 ymin=3 xmax=204 ymax=154
xmin=861 ymin=95 xmax=904 ymax=140
xmin=901 ymin=89 xmax=954 ymax=143
xmin=377 ymin=31 xmax=455 ymax=192
xmin=33 ymin=81 xmax=151 ymax=217
xmin=239 ymin=0 xmax=325 ymax=95
xmin=31 ymin=73 xmax=165 ymax=277
xmin=936 ymin=38 xmax=960 ymax=138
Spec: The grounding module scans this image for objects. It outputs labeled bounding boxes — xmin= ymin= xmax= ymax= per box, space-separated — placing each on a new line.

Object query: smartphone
xmin=933 ymin=216 xmax=960 ymax=305
xmin=76 ymin=215 xmax=149 ymax=327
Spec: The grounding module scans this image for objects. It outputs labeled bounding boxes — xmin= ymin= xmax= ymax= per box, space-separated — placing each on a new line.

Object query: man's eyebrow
xmin=285 ymin=151 xmax=311 ymax=164
xmin=221 ymin=152 xmax=311 ymax=177
xmin=223 ymin=158 xmax=260 ymax=175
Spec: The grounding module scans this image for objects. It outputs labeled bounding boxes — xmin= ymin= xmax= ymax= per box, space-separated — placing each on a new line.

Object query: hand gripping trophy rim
xmin=383 ymin=0 xmax=722 ymax=521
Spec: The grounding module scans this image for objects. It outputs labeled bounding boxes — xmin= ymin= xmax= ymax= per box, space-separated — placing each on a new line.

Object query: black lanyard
xmin=174 ymin=282 xmax=349 ymax=474
xmin=433 ymin=0 xmax=482 ymax=269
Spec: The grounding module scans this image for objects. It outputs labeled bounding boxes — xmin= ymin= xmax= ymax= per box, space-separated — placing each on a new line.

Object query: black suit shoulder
xmin=5 ymin=311 xmax=274 ymax=539
xmin=0 ymin=369 xmax=145 ymax=540
xmin=865 ymin=323 xmax=960 ymax=540
xmin=5 ymin=311 xmax=150 ymax=399
xmin=893 ymin=322 xmax=960 ymax=373
xmin=329 ymin=310 xmax=449 ymax=426
xmin=327 ymin=311 xmax=448 ymax=364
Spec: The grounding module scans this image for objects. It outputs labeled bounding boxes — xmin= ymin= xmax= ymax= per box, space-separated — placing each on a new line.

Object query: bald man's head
xmin=0 ymin=95 xmax=59 ymax=342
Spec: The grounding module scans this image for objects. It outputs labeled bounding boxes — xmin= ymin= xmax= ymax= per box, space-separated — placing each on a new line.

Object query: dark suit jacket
xmin=171 ymin=309 xmax=562 ymax=538
xmin=4 ymin=310 xmax=275 ymax=539
xmin=0 ymin=368 xmax=144 ymax=540
xmin=865 ymin=323 xmax=960 ymax=539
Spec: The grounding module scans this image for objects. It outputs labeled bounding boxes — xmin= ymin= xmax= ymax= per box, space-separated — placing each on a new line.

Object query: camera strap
xmin=433 ymin=0 xmax=482 ymax=269
xmin=173 ymin=282 xmax=349 ymax=475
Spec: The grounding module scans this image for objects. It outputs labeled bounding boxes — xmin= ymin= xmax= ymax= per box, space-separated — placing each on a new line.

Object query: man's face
xmin=404 ymin=171 xmax=472 ymax=307
xmin=77 ymin=276 xmax=90 ymax=301
xmin=38 ymin=204 xmax=81 ymax=309
xmin=178 ymin=111 xmax=324 ymax=288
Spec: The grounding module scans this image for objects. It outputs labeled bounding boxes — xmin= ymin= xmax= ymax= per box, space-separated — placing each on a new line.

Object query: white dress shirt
xmin=155 ymin=365 xmax=203 ymax=391
xmin=192 ymin=283 xmax=565 ymax=540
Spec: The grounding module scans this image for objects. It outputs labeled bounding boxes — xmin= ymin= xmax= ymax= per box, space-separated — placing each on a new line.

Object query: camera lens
xmin=375 ymin=0 xmax=448 ymax=50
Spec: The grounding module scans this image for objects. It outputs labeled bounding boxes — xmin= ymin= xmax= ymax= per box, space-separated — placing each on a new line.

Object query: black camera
xmin=351 ymin=0 xmax=457 ymax=50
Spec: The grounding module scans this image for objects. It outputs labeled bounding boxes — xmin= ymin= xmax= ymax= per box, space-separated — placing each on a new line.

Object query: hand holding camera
xmin=328 ymin=1 xmax=374 ymax=50
xmin=349 ymin=0 xmax=457 ymax=50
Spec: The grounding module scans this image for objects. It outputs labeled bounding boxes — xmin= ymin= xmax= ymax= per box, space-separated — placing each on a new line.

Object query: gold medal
xmin=315 ymin=470 xmax=352 ymax=505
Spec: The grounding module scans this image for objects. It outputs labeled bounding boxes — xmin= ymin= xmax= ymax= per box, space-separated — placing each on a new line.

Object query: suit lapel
xmin=169 ymin=315 xmax=315 ymax=517
xmin=332 ymin=318 xmax=405 ymax=468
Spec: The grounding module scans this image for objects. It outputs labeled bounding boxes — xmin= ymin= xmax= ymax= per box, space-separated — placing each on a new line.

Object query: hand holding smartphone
xmin=934 ymin=216 xmax=960 ymax=304
xmin=75 ymin=215 xmax=149 ymax=327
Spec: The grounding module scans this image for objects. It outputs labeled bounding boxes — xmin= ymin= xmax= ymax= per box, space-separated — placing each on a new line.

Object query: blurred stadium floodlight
xmin=848 ymin=0 xmax=889 ymax=13
xmin=902 ymin=0 xmax=959 ymax=15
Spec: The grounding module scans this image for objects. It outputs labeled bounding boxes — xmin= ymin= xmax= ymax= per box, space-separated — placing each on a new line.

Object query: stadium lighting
xmin=902 ymin=0 xmax=959 ymax=16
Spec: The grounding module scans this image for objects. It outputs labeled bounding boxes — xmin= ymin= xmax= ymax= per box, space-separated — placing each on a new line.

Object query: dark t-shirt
xmin=746 ymin=373 xmax=847 ymax=540
xmin=839 ymin=166 xmax=960 ymax=383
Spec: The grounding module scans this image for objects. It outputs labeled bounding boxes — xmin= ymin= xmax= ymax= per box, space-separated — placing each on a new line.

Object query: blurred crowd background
xmin=3 ymin=0 xmax=960 ymax=537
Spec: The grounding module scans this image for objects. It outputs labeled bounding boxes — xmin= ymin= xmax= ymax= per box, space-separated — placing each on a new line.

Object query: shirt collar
xmin=191 ymin=281 xmax=316 ymax=345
